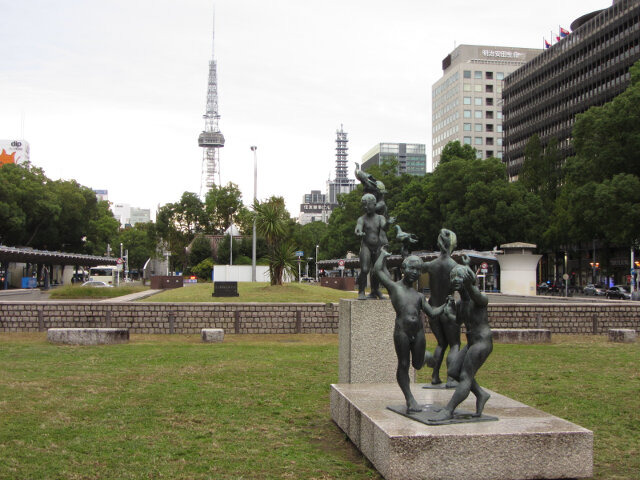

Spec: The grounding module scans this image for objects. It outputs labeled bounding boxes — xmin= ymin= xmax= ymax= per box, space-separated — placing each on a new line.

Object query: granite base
xmin=330 ymin=383 xmax=593 ymax=480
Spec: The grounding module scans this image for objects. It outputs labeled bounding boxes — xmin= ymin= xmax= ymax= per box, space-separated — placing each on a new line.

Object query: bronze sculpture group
xmin=354 ymin=167 xmax=493 ymax=422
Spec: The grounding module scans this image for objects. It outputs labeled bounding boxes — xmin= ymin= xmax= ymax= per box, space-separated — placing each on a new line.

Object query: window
xmin=474 ymin=97 xmax=482 ymax=106
xmin=486 ymin=111 xmax=494 ymax=119
xmin=474 ymin=110 xmax=482 ymax=118
xmin=497 ymin=138 xmax=503 ymax=146
xmin=464 ymin=70 xmax=471 ymax=78
xmin=486 ymin=72 xmax=493 ymax=80
xmin=463 ymin=123 xmax=471 ymax=131
xmin=474 ymin=71 xmax=482 ymax=79
xmin=486 ymin=98 xmax=493 ymax=106
xmin=497 ymin=72 xmax=504 ymax=80
xmin=486 ymin=124 xmax=494 ymax=132
xmin=474 ymin=84 xmax=482 ymax=92
xmin=474 ymin=123 xmax=483 ymax=132
xmin=485 ymin=85 xmax=493 ymax=93
xmin=486 ymin=137 xmax=494 ymax=145
xmin=497 ymin=111 xmax=503 ymax=119
xmin=463 ymin=136 xmax=472 ymax=145
xmin=474 ymin=137 xmax=482 ymax=145
xmin=497 ymin=124 xmax=503 ymax=133
xmin=463 ymin=83 xmax=471 ymax=91
xmin=486 ymin=150 xmax=494 ymax=158
xmin=464 ymin=110 xmax=471 ymax=118
xmin=476 ymin=150 xmax=483 ymax=159
xmin=463 ymin=96 xmax=471 ymax=105
xmin=497 ymin=151 xmax=503 ymax=159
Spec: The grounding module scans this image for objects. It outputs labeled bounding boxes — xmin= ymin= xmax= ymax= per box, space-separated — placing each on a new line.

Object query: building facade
xmin=431 ymin=44 xmax=541 ymax=170
xmin=298 ymin=190 xmax=330 ymax=225
xmin=502 ymin=0 xmax=640 ymax=179
xmin=361 ymin=143 xmax=426 ymax=176
xmin=112 ymin=203 xmax=151 ymax=227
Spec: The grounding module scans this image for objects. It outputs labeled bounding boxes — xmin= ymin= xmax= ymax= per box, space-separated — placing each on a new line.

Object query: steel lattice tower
xmin=335 ymin=124 xmax=348 ymax=182
xmin=198 ymin=14 xmax=225 ymax=197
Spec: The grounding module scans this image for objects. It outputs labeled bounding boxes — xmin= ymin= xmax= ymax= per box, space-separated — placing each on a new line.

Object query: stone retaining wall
xmin=0 ymin=301 xmax=638 ymax=335
xmin=0 ymin=302 xmax=338 ymax=334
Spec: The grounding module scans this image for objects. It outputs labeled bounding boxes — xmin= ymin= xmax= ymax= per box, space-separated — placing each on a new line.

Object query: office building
xmin=298 ymin=190 xmax=329 ymax=225
xmin=361 ymin=143 xmax=426 ymax=176
xmin=431 ymin=44 xmax=541 ymax=169
xmin=112 ymin=203 xmax=151 ymax=227
xmin=503 ymin=0 xmax=640 ymax=179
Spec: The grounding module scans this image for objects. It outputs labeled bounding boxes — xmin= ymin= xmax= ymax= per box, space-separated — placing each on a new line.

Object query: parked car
xmin=583 ymin=284 xmax=606 ymax=296
xmin=81 ymin=280 xmax=114 ymax=288
xmin=605 ymin=285 xmax=630 ymax=300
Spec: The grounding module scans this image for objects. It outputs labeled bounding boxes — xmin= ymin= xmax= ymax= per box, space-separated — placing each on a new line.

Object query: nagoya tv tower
xmin=198 ymin=12 xmax=225 ymax=197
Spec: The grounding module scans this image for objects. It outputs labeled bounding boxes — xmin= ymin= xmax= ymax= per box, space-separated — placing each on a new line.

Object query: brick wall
xmin=0 ymin=301 xmax=637 ymax=335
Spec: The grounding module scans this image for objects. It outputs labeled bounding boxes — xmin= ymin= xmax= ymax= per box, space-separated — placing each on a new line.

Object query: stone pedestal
xmin=201 ymin=328 xmax=225 ymax=343
xmin=47 ymin=328 xmax=129 ymax=345
xmin=492 ymin=328 xmax=551 ymax=344
xmin=608 ymin=328 xmax=637 ymax=343
xmin=331 ymin=383 xmax=593 ymax=480
xmin=339 ymin=299 xmax=416 ymax=384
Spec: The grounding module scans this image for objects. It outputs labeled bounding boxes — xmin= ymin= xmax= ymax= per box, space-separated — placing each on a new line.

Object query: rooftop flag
xmin=544 ymin=39 xmax=551 ymax=49
xmin=560 ymin=26 xmax=570 ymax=37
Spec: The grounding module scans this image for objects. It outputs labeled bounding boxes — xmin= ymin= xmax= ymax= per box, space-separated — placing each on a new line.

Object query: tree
xmin=439 ymin=140 xmax=477 ymax=164
xmin=520 ymin=134 xmax=544 ymax=194
xmin=188 ymin=235 xmax=213 ymax=266
xmin=204 ymin=183 xmax=249 ymax=234
xmin=253 ymin=196 xmax=296 ymax=285
xmin=116 ymin=222 xmax=158 ymax=273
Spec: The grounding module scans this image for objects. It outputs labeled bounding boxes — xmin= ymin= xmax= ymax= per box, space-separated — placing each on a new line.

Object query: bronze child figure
xmin=355 ymin=193 xmax=392 ymax=300
xmin=373 ymin=246 xmax=450 ymax=412
xmin=430 ymin=257 xmax=492 ymax=420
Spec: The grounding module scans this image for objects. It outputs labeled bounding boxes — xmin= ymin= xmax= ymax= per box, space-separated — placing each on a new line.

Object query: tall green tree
xmin=204 ymin=183 xmax=249 ymax=234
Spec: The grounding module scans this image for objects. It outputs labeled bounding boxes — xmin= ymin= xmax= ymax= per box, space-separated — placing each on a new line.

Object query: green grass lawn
xmin=0 ymin=333 xmax=637 ymax=479
xmin=49 ymin=285 xmax=148 ymax=300
xmin=143 ymin=282 xmax=359 ymax=303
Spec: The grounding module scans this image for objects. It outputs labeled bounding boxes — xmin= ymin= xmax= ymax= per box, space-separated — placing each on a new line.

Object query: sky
xmin=0 ymin=0 xmax=610 ymax=219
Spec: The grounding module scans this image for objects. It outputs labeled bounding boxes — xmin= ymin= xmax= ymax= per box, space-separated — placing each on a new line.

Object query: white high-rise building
xmin=431 ymin=44 xmax=541 ymax=170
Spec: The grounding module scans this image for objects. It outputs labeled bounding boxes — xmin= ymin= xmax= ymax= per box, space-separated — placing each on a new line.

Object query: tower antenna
xmin=198 ymin=8 xmax=225 ymax=197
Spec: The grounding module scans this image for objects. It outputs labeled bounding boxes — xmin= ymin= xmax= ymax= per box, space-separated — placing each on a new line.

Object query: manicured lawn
xmin=0 ymin=333 xmax=637 ymax=479
xmin=143 ymin=282 xmax=359 ymax=303
xmin=49 ymin=285 xmax=148 ymax=299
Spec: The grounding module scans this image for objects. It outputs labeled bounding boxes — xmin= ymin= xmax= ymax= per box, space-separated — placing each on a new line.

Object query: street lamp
xmin=251 ymin=146 xmax=258 ymax=282
xmin=315 ymin=244 xmax=319 ymax=282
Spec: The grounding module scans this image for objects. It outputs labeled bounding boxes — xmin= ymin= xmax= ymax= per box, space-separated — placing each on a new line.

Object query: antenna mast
xmin=198 ymin=10 xmax=225 ymax=197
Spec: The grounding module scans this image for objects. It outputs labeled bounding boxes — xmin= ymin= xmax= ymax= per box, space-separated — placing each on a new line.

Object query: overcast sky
xmin=0 ymin=0 xmax=610 ymax=219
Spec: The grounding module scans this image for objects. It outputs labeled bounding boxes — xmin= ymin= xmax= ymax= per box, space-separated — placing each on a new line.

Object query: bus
xmin=89 ymin=265 xmax=118 ymax=285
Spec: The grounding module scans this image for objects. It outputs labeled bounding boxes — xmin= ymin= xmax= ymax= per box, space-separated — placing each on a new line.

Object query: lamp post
xmin=251 ymin=146 xmax=258 ymax=282
xmin=315 ymin=244 xmax=319 ymax=282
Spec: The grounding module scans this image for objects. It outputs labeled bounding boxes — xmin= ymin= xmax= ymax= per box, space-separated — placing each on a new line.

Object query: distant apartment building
xmin=93 ymin=189 xmax=109 ymax=202
xmin=298 ymin=190 xmax=329 ymax=225
xmin=361 ymin=143 xmax=426 ymax=176
xmin=503 ymin=0 xmax=640 ymax=179
xmin=431 ymin=44 xmax=541 ymax=170
xmin=112 ymin=203 xmax=151 ymax=227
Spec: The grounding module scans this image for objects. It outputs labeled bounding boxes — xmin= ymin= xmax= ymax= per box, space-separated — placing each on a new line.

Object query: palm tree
xmin=253 ymin=197 xmax=296 ymax=285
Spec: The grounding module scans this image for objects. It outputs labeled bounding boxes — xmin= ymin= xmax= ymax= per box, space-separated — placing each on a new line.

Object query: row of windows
xmin=463 ymin=83 xmax=502 ymax=94
xmin=433 ymin=71 xmax=460 ymax=97
xmin=433 ymin=124 xmax=459 ymax=146
xmin=433 ymin=82 xmax=460 ymax=108
xmin=505 ymin=70 xmax=630 ymax=139
xmin=433 ymin=111 xmax=459 ymax=134
xmin=433 ymin=98 xmax=459 ymax=121
xmin=463 ymin=136 xmax=502 ymax=146
xmin=463 ymin=96 xmax=495 ymax=106
xmin=463 ymin=110 xmax=502 ymax=123
xmin=463 ymin=70 xmax=506 ymax=80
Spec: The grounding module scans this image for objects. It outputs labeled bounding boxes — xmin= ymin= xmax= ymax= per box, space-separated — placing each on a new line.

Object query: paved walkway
xmin=100 ymin=289 xmax=162 ymax=302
